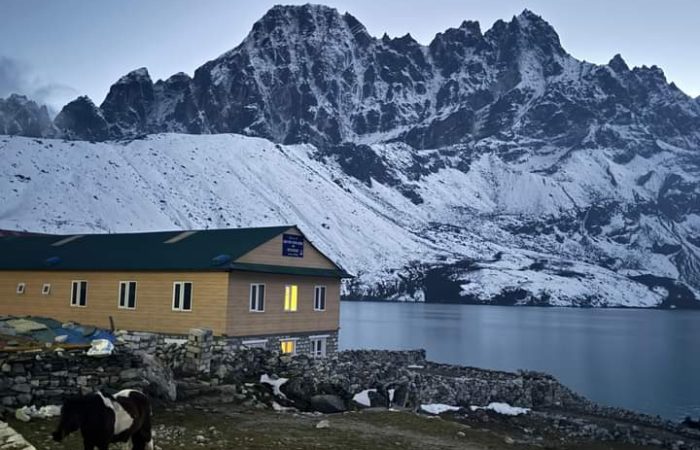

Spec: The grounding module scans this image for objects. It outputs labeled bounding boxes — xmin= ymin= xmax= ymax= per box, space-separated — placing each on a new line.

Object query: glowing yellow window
xmin=280 ymin=340 xmax=296 ymax=355
xmin=284 ymin=285 xmax=298 ymax=312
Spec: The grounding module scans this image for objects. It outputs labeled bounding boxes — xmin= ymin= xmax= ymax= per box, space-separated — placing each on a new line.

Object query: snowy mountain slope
xmin=0 ymin=134 xmax=430 ymax=282
xmin=1 ymin=133 xmax=698 ymax=307
xmin=1 ymin=5 xmax=699 ymax=307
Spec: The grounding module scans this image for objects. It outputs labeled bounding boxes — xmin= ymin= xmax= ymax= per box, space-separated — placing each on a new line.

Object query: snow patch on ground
xmin=420 ymin=404 xmax=461 ymax=415
xmin=15 ymin=405 xmax=61 ymax=422
xmin=470 ymin=402 xmax=531 ymax=416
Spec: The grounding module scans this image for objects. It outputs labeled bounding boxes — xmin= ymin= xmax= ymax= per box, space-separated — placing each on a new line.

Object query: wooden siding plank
xmin=226 ymin=272 xmax=340 ymax=336
xmin=0 ymin=271 xmax=229 ymax=335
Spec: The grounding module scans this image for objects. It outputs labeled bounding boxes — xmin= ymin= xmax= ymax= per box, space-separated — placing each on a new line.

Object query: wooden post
xmin=108 ymin=316 xmax=115 ymax=332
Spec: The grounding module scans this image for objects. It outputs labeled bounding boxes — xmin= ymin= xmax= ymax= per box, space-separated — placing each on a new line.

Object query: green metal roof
xmin=230 ymin=263 xmax=352 ymax=278
xmin=0 ymin=226 xmax=298 ymax=272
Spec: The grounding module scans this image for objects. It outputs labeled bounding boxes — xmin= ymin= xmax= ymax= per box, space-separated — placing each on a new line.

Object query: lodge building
xmin=0 ymin=226 xmax=351 ymax=357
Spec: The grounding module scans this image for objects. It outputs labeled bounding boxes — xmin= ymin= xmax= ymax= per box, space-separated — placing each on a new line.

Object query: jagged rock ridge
xmin=4 ymin=5 xmax=697 ymax=151
xmin=1 ymin=5 xmax=699 ymax=307
xmin=0 ymin=94 xmax=55 ymax=138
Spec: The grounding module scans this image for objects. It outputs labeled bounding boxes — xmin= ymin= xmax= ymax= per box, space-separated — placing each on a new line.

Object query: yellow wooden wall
xmin=0 ymin=271 xmax=230 ymax=335
xmin=226 ymin=271 xmax=340 ymax=336
xmin=235 ymin=228 xmax=338 ymax=269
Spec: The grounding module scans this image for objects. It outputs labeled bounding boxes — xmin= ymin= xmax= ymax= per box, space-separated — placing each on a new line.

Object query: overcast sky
xmin=1 ymin=0 xmax=698 ymax=111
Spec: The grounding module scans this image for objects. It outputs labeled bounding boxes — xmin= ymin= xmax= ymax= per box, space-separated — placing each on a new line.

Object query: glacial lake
xmin=339 ymin=301 xmax=700 ymax=421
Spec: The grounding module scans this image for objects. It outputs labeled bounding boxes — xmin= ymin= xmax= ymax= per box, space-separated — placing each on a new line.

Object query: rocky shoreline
xmin=174 ymin=348 xmax=700 ymax=449
xmin=2 ymin=342 xmax=699 ymax=449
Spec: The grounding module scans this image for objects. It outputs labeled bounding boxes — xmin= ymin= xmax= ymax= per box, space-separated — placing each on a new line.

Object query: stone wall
xmin=212 ymin=332 xmax=339 ymax=358
xmin=182 ymin=329 xmax=213 ymax=375
xmin=0 ymin=347 xmax=146 ymax=413
xmin=116 ymin=329 xmax=341 ymax=375
xmin=203 ymin=348 xmax=589 ymax=414
xmin=115 ymin=330 xmax=186 ymax=354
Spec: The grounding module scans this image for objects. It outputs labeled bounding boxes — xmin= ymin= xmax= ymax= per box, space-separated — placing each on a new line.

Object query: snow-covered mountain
xmin=2 ymin=131 xmax=698 ymax=307
xmin=1 ymin=4 xmax=699 ymax=307
xmin=0 ymin=95 xmax=55 ymax=138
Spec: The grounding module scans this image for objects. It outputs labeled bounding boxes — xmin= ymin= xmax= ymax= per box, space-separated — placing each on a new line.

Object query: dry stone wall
xmin=0 ymin=347 xmax=146 ymax=414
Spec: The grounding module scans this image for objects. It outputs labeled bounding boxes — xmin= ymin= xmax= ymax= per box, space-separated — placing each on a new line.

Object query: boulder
xmin=368 ymin=389 xmax=389 ymax=408
xmin=280 ymin=377 xmax=316 ymax=409
xmin=309 ymin=395 xmax=347 ymax=414
xmin=139 ymin=353 xmax=177 ymax=401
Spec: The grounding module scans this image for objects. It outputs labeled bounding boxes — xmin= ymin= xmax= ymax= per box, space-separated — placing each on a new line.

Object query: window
xmin=310 ymin=337 xmax=327 ymax=358
xmin=118 ymin=281 xmax=137 ymax=309
xmin=70 ymin=281 xmax=88 ymax=307
xmin=172 ymin=282 xmax=193 ymax=311
xmin=284 ymin=285 xmax=298 ymax=312
xmin=242 ymin=339 xmax=267 ymax=349
xmin=249 ymin=284 xmax=265 ymax=312
xmin=42 ymin=284 xmax=51 ymax=295
xmin=16 ymin=283 xmax=26 ymax=294
xmin=314 ymin=286 xmax=326 ymax=311
xmin=280 ymin=339 xmax=296 ymax=355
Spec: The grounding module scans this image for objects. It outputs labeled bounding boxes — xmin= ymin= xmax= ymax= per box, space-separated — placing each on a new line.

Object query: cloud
xmin=0 ymin=56 xmax=28 ymax=96
xmin=0 ymin=56 xmax=77 ymax=115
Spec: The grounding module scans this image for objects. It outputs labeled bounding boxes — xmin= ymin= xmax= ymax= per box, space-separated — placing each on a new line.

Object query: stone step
xmin=0 ymin=421 xmax=36 ymax=450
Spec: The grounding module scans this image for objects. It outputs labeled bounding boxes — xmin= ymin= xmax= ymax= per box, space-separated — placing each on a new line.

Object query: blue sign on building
xmin=282 ymin=234 xmax=304 ymax=257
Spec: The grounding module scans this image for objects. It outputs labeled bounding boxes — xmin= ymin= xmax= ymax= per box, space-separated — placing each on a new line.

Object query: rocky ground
xmin=3 ymin=348 xmax=700 ymax=449
xmin=8 ymin=402 xmax=696 ymax=450
xmin=0 ymin=421 xmax=35 ymax=450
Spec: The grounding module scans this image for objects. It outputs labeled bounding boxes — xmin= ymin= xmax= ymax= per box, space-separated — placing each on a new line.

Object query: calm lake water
xmin=339 ymin=302 xmax=700 ymax=421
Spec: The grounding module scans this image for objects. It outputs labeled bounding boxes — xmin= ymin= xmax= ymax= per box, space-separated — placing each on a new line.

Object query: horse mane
xmin=61 ymin=392 xmax=102 ymax=412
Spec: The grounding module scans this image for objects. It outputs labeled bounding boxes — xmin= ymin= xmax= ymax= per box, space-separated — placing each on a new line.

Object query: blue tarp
xmin=0 ymin=316 xmax=116 ymax=345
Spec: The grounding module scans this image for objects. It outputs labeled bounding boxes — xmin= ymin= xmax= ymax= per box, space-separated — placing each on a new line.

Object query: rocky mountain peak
xmin=633 ymin=64 xmax=667 ymax=83
xmin=161 ymin=72 xmax=192 ymax=85
xmin=485 ymin=9 xmax=565 ymax=59
xmin=100 ymin=67 xmax=155 ymax=137
xmin=54 ymin=96 xmax=108 ymax=141
xmin=114 ymin=67 xmax=152 ymax=85
xmin=342 ymin=12 xmax=372 ymax=46
xmin=0 ymin=94 xmax=55 ymax=137
xmin=3 ymin=4 xmax=700 ymax=309
xmin=608 ymin=53 xmax=630 ymax=73
xmin=248 ymin=3 xmax=348 ymax=45
xmin=18 ymin=3 xmax=698 ymax=153
xmin=458 ymin=20 xmax=482 ymax=36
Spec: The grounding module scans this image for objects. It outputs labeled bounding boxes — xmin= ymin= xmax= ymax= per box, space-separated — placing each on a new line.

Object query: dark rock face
xmin=100 ymin=68 xmax=155 ymax=137
xmin=26 ymin=4 xmax=699 ymax=153
xmin=54 ymin=96 xmax=108 ymax=141
xmin=0 ymin=94 xmax=55 ymax=137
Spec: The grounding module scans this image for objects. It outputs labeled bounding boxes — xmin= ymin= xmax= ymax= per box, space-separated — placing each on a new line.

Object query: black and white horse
xmin=52 ymin=389 xmax=154 ymax=450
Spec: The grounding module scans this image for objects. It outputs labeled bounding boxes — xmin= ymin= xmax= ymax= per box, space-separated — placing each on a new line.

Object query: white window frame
xmin=70 ymin=280 xmax=88 ymax=307
xmin=314 ymin=285 xmax=327 ymax=311
xmin=16 ymin=283 xmax=26 ymax=295
xmin=280 ymin=338 xmax=298 ymax=355
xmin=172 ymin=281 xmax=193 ymax=312
xmin=41 ymin=283 xmax=51 ymax=295
xmin=242 ymin=339 xmax=268 ymax=349
xmin=118 ymin=281 xmax=137 ymax=310
xmin=310 ymin=335 xmax=328 ymax=358
xmin=249 ymin=283 xmax=265 ymax=312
